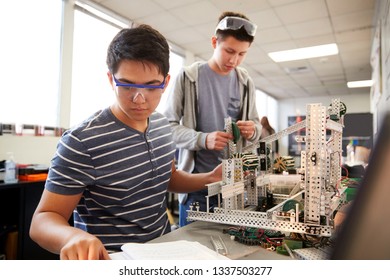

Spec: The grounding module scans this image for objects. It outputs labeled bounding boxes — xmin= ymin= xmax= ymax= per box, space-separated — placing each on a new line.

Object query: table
xmin=111 ymin=221 xmax=290 ymax=260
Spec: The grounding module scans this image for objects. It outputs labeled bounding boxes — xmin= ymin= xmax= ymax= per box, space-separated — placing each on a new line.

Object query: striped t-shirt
xmin=45 ymin=108 xmax=176 ymax=252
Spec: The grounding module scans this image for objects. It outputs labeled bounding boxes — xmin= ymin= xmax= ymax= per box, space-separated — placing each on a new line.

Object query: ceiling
xmin=88 ymin=0 xmax=377 ymax=100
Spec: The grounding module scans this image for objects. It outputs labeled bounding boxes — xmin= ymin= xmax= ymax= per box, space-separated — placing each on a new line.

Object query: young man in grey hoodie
xmin=164 ymin=11 xmax=262 ymax=227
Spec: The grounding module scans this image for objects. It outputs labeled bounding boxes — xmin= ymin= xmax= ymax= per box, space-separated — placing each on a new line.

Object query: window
xmin=0 ymin=0 xmax=62 ymax=127
xmin=70 ymin=9 xmax=184 ymax=126
xmin=70 ymin=9 xmax=121 ymax=127
xmin=256 ymin=89 xmax=279 ymax=131
xmin=156 ymin=51 xmax=184 ymax=113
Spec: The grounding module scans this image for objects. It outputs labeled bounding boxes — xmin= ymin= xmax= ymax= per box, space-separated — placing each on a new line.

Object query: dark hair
xmin=215 ymin=11 xmax=254 ymax=43
xmin=106 ymin=24 xmax=170 ymax=76
xmin=261 ymin=116 xmax=274 ymax=132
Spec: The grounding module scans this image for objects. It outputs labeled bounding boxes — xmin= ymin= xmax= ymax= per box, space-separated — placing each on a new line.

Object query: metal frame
xmin=187 ymin=99 xmax=347 ymax=237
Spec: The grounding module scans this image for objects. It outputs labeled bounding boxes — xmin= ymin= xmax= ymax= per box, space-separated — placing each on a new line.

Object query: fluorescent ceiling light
xmin=75 ymin=1 xmax=129 ymax=28
xmin=268 ymin=43 xmax=339 ymax=62
xmin=347 ymin=80 xmax=374 ymax=88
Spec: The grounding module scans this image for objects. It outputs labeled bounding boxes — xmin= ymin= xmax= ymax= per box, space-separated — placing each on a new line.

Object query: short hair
xmin=215 ymin=11 xmax=255 ymax=43
xmin=106 ymin=24 xmax=170 ymax=76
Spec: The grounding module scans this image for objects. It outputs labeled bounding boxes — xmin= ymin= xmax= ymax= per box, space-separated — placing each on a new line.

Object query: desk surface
xmin=112 ymin=221 xmax=290 ymax=260
xmin=152 ymin=221 xmax=290 ymax=260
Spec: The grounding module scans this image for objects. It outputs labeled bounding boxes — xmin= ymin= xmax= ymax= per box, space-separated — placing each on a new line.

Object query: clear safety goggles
xmin=112 ymin=75 xmax=165 ymax=102
xmin=215 ymin=16 xmax=257 ymax=37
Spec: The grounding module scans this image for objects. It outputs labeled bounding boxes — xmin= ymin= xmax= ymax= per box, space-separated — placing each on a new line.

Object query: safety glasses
xmin=112 ymin=75 xmax=166 ymax=90
xmin=215 ymin=16 xmax=257 ymax=37
xmin=112 ymin=75 xmax=165 ymax=101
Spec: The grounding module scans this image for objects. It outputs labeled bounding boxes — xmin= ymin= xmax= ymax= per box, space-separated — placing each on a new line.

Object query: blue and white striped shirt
xmin=45 ymin=108 xmax=176 ymax=252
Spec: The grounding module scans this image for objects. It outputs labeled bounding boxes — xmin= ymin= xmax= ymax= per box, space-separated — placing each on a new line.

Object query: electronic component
xmin=273 ymin=156 xmax=295 ymax=173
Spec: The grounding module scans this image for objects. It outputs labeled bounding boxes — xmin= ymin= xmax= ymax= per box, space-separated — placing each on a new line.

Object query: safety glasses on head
xmin=215 ymin=16 xmax=257 ymax=37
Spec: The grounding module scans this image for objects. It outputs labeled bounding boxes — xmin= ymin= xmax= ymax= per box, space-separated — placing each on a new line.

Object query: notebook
xmin=120 ymin=240 xmax=230 ymax=260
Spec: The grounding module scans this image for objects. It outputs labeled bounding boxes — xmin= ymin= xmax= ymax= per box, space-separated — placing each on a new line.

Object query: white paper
xmin=121 ymin=240 xmax=230 ymax=260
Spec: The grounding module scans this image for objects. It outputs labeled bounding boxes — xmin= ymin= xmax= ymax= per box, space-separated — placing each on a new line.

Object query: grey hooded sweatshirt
xmin=163 ymin=61 xmax=262 ymax=202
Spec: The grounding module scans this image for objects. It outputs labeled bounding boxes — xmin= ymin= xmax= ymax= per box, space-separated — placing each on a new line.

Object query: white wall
xmin=277 ymin=93 xmax=371 ymax=156
xmin=0 ymin=135 xmax=59 ymax=166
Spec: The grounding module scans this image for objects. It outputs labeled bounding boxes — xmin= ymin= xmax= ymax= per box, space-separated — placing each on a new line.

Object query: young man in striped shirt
xmin=30 ymin=25 xmax=222 ymax=260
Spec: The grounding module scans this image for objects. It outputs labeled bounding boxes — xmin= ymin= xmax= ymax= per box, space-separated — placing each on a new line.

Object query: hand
xmin=210 ymin=163 xmax=223 ymax=182
xmin=60 ymin=232 xmax=111 ymax=260
xmin=206 ymin=131 xmax=233 ymax=151
xmin=236 ymin=120 xmax=255 ymax=139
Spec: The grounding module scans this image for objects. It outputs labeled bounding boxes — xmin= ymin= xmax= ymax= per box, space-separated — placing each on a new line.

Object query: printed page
xmin=121 ymin=240 xmax=230 ymax=260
